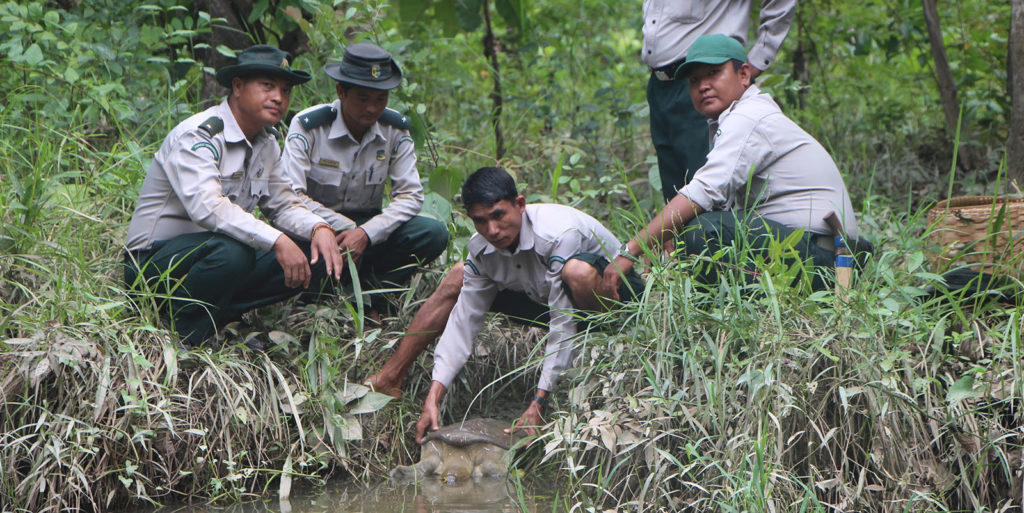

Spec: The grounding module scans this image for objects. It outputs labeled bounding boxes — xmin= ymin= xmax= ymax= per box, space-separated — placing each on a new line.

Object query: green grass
xmin=2 ymin=1 xmax=1022 ymax=512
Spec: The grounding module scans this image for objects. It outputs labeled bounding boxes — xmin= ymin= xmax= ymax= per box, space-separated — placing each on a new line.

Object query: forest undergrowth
xmin=2 ymin=0 xmax=1021 ymax=512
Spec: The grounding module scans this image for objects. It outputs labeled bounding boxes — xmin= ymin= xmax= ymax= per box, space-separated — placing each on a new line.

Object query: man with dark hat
xmin=282 ymin=43 xmax=448 ymax=319
xmin=124 ymin=45 xmax=344 ymax=347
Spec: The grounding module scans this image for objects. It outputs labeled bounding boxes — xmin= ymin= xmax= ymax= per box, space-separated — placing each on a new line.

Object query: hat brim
xmin=324 ymin=62 xmax=403 ymax=90
xmin=676 ymin=56 xmax=736 ymax=80
xmin=216 ymin=63 xmax=312 ymax=88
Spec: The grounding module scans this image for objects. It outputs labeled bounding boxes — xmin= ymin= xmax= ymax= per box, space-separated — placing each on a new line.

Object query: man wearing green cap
xmin=604 ymin=34 xmax=859 ymax=293
xmin=643 ymin=0 xmax=796 ymax=203
xmin=124 ymin=45 xmax=344 ymax=347
xmin=282 ymin=43 xmax=448 ymax=319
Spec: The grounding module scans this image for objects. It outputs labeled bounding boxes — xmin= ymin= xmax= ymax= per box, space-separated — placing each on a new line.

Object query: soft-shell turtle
xmin=391 ymin=418 xmax=520 ymax=482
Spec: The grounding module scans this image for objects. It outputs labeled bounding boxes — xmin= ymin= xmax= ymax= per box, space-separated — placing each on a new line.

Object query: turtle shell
xmin=421 ymin=418 xmax=518 ymax=449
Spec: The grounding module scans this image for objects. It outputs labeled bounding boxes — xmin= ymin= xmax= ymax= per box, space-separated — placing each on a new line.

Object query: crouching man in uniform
xmin=360 ymin=167 xmax=643 ymax=440
xmin=124 ymin=45 xmax=343 ymax=347
xmin=282 ymin=43 xmax=449 ymax=319
xmin=604 ymin=34 xmax=861 ymax=295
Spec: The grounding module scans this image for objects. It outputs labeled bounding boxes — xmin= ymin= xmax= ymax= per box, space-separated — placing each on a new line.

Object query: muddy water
xmin=150 ymin=477 xmax=555 ymax=513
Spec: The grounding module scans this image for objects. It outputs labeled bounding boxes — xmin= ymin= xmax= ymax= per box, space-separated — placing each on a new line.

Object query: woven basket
xmin=925 ymin=195 xmax=1024 ymax=276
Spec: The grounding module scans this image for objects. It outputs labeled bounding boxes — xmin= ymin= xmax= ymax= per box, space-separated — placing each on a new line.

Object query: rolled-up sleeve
xmin=432 ymin=261 xmax=498 ymax=388
xmin=282 ymin=118 xmax=356 ymax=232
xmin=360 ymin=135 xmax=423 ymax=244
xmin=165 ymin=132 xmax=283 ymax=251
xmin=748 ymin=0 xmax=797 ymax=71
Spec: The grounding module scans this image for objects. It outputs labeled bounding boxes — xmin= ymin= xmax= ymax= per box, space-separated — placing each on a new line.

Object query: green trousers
xmin=676 ymin=212 xmax=835 ymax=290
xmin=648 ymin=73 xmax=709 ymax=203
xmin=344 ymin=213 xmax=449 ymax=308
xmin=123 ymin=232 xmax=332 ymax=346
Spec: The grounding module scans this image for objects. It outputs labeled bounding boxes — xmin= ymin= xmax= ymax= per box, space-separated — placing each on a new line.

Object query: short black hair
xmin=461 ymin=167 xmax=518 ymax=211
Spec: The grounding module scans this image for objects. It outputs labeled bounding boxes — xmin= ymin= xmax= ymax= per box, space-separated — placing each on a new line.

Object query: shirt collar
xmin=217 ymin=99 xmax=247 ymax=144
xmin=328 ymin=99 xmax=386 ymax=144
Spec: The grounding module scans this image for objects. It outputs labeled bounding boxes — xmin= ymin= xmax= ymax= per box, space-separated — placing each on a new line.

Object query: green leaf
xmin=946 ymin=375 xmax=977 ymax=406
xmin=421 ymin=191 xmax=453 ymax=222
xmin=349 ymin=391 xmax=393 ymax=414
xmin=216 ymin=45 xmax=236 ymax=58
xmin=22 ymin=43 xmax=43 ymax=66
xmin=427 ymin=166 xmax=464 ymax=200
xmin=435 ymin=0 xmax=459 ymax=35
xmin=248 ymin=0 xmax=270 ymax=24
xmin=455 ymin=0 xmax=483 ymax=31
xmin=398 ymin=0 xmax=429 ymax=24
xmin=495 ymin=0 xmax=527 ymax=34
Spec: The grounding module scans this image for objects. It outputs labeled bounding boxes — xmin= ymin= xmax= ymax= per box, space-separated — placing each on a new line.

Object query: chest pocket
xmin=220 ymin=169 xmax=259 ymax=211
xmin=663 ymin=0 xmax=706 ymax=23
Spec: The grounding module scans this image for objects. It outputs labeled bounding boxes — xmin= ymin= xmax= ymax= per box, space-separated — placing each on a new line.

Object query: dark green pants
xmin=123 ymin=232 xmax=332 ymax=346
xmin=676 ymin=212 xmax=835 ymax=290
xmin=648 ymin=73 xmax=709 ymax=203
xmin=343 ymin=213 xmax=449 ymax=308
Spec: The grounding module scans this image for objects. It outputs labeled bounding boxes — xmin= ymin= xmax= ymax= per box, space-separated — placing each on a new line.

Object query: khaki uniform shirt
xmin=679 ymin=85 xmax=860 ymax=238
xmin=432 ymin=204 xmax=622 ymax=393
xmin=126 ymin=100 xmax=325 ymax=252
xmin=282 ymin=100 xmax=424 ymax=244
xmin=641 ymin=0 xmax=797 ymax=71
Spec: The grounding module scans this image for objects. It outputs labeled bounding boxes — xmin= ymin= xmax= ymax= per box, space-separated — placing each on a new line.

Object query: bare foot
xmin=364 ymin=373 xmax=402 ymax=399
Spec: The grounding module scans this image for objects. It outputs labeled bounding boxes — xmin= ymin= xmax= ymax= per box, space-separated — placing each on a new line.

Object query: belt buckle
xmin=654 ymin=70 xmax=672 ymax=81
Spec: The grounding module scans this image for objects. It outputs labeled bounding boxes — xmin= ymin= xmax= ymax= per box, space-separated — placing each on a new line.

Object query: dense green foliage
xmin=1 ymin=0 xmax=1021 ymax=512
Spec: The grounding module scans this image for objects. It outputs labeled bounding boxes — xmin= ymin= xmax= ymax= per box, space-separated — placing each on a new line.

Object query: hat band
xmin=338 ymin=60 xmax=392 ymax=82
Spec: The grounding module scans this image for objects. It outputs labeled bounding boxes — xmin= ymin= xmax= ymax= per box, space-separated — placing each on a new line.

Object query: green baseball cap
xmin=676 ymin=34 xmax=747 ymax=79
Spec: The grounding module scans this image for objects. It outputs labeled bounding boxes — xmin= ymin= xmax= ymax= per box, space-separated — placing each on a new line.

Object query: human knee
xmin=419 ymin=218 xmax=450 ymax=261
xmin=202 ymin=235 xmax=257 ymax=273
xmin=560 ymin=258 xmax=598 ymax=290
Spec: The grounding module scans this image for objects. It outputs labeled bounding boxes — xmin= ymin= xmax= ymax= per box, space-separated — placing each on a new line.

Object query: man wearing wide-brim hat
xmin=124 ymin=45 xmax=344 ymax=347
xmin=282 ymin=43 xmax=448 ymax=321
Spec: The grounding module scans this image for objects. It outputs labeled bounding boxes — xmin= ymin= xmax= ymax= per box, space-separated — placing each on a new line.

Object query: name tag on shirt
xmin=319 ymin=158 xmax=340 ymax=168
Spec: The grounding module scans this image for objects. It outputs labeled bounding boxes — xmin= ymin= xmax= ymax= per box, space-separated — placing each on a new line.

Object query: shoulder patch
xmin=464 ymin=259 xmax=481 ymax=276
xmin=264 ymin=125 xmax=282 ymax=139
xmin=298 ymin=105 xmax=336 ymax=131
xmin=198 ymin=116 xmax=223 ymax=137
xmin=378 ymin=108 xmax=410 ymax=130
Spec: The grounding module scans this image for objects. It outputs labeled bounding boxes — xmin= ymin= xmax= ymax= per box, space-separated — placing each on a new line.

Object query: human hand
xmin=309 ymin=225 xmax=342 ymax=280
xmin=415 ymin=402 xmax=441 ymax=444
xmin=505 ymin=401 xmax=543 ymax=437
xmin=599 ymin=260 xmax=625 ymax=301
xmin=416 ymin=382 xmax=446 ymax=443
xmin=336 ymin=227 xmax=370 ymax=266
xmin=272 ymin=234 xmax=311 ymax=288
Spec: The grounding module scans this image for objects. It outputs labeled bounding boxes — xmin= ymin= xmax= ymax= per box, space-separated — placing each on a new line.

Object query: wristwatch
xmin=616 ymin=242 xmax=638 ymax=262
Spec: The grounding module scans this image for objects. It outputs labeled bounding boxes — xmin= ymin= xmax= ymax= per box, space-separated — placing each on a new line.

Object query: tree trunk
xmin=481 ymin=0 xmax=506 ymax=160
xmin=1009 ymin=0 xmax=1024 ymax=190
xmin=921 ymin=0 xmax=979 ymax=172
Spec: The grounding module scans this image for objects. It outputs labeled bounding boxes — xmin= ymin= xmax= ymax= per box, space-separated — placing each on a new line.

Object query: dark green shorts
xmin=489 ymin=251 xmax=645 ymax=327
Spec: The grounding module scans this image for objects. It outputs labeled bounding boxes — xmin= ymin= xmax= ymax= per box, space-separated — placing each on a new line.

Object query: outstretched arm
xmin=601 ymin=194 xmax=704 ymax=298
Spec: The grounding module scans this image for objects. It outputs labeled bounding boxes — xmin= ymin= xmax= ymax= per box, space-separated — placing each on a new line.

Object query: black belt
xmin=652 ymin=58 xmax=686 ymax=81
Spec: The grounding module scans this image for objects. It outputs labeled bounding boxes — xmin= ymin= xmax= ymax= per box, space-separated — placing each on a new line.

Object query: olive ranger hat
xmin=676 ymin=34 xmax=748 ymax=79
xmin=215 ymin=45 xmax=312 ymax=87
xmin=324 ymin=43 xmax=403 ymax=90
